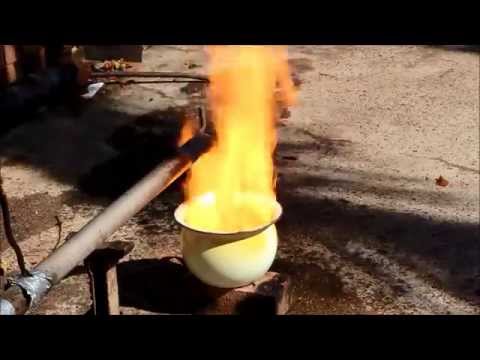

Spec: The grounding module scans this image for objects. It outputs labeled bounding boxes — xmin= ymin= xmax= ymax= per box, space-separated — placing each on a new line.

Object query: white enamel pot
xmin=174 ymin=195 xmax=282 ymax=288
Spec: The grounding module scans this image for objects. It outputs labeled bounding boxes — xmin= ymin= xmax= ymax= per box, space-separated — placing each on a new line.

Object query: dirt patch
xmin=0 ymin=192 xmax=70 ymax=251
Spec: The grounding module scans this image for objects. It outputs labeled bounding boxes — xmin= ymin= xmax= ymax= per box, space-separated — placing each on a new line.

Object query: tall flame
xmin=182 ymin=46 xmax=296 ymax=232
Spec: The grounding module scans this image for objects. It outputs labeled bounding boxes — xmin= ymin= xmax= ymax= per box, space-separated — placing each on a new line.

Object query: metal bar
xmin=91 ymin=71 xmax=209 ymax=82
xmin=0 ymin=133 xmax=211 ymax=315
xmin=103 ymin=80 xmax=205 ymax=85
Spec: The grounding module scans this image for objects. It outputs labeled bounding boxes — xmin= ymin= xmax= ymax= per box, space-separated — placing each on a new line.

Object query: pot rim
xmin=174 ymin=193 xmax=282 ymax=240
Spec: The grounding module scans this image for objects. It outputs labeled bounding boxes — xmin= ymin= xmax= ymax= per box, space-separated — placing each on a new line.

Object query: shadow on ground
xmin=0 ymin=97 xmax=200 ymax=249
xmin=117 ymin=257 xmax=208 ymax=314
xmin=0 ymin=99 xmax=200 ymax=199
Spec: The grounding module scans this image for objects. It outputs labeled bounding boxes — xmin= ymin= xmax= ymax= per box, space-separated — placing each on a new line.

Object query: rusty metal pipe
xmin=91 ymin=71 xmax=209 ymax=82
xmin=0 ymin=133 xmax=211 ymax=315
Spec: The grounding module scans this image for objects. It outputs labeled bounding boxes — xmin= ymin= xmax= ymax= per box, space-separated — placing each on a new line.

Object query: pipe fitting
xmin=8 ymin=270 xmax=53 ymax=310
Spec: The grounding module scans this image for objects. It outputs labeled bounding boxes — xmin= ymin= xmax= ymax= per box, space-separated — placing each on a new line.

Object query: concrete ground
xmin=0 ymin=45 xmax=478 ymax=314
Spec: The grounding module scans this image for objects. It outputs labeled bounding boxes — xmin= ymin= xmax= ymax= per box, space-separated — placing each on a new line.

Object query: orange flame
xmin=177 ymin=114 xmax=199 ymax=147
xmin=182 ymin=46 xmax=296 ymax=232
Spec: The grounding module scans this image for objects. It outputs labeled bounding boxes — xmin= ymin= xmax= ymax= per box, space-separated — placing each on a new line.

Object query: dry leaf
xmin=435 ymin=176 xmax=449 ymax=187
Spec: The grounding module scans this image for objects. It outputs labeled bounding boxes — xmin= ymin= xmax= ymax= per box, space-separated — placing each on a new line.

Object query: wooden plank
xmin=1 ymin=45 xmax=22 ymax=86
xmin=105 ymin=267 xmax=120 ymax=314
xmin=4 ymin=45 xmax=17 ymax=65
xmin=0 ymin=45 xmax=18 ymax=66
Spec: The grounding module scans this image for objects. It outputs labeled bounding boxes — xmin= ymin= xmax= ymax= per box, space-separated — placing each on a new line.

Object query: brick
xmin=199 ymin=272 xmax=291 ymax=315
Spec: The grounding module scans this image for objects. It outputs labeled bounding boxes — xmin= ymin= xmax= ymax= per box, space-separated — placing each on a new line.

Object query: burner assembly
xmin=0 ymin=46 xmax=296 ymax=315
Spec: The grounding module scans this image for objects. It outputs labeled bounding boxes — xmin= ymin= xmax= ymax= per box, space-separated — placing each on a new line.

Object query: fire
xmin=181 ymin=46 xmax=296 ymax=233
xmin=178 ymin=113 xmax=199 ymax=147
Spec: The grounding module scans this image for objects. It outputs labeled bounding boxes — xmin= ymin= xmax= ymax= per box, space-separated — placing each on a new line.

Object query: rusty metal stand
xmin=155 ymin=257 xmax=291 ymax=315
xmin=84 ymin=241 xmax=134 ymax=315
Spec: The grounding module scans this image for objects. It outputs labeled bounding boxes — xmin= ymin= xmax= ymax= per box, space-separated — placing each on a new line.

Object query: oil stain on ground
xmin=272 ymin=259 xmax=366 ymax=314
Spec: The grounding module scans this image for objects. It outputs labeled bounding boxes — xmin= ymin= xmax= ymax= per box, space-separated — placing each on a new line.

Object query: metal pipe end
xmin=178 ymin=134 xmax=213 ymax=162
xmin=8 ymin=270 xmax=53 ymax=310
xmin=0 ymin=298 xmax=16 ymax=315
